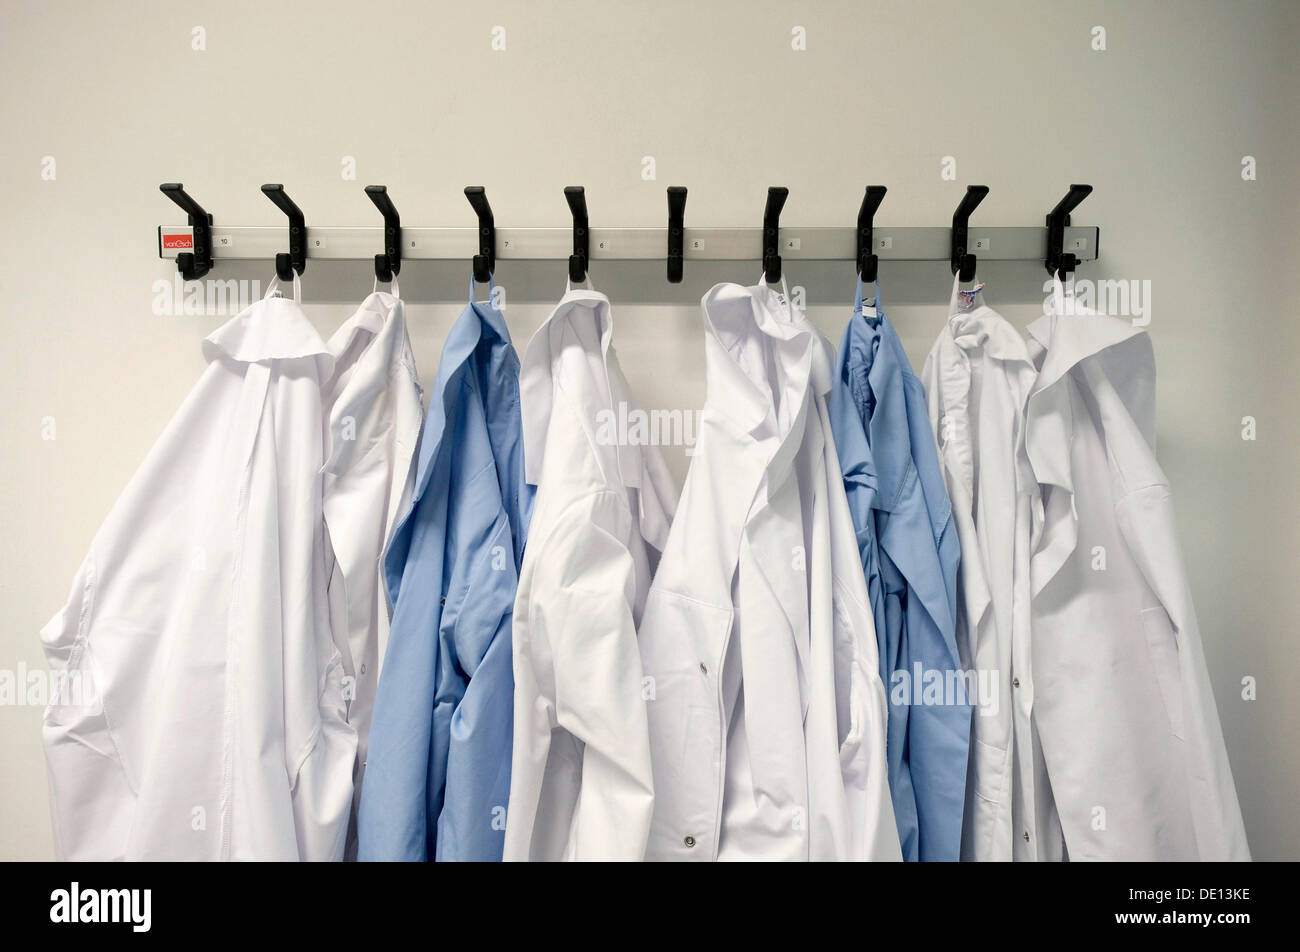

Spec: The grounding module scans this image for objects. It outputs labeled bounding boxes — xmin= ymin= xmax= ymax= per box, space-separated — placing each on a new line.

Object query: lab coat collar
xmin=841 ymin=292 xmax=913 ymax=513
xmin=412 ymin=296 xmax=518 ymax=506
xmin=934 ymin=294 xmax=1037 ymax=505
xmin=327 ymin=289 xmax=397 ymax=349
xmin=830 ymin=319 xmax=879 ymax=501
xmin=520 ymin=285 xmax=616 ymax=485
xmin=701 ymin=280 xmax=833 ymax=495
xmin=947 ymin=306 xmax=1035 ymax=365
xmin=1024 ymin=278 xmax=1156 ymax=595
xmin=520 ymin=284 xmax=674 ymax=552
xmin=701 ymin=280 xmax=831 ymax=433
xmin=1025 ymin=281 xmax=1153 ymax=438
xmin=1027 ymin=276 xmax=1145 ymax=370
xmin=1024 ymin=278 xmax=1156 ymax=491
xmin=202 ymin=287 xmax=333 ymax=372
xmin=468 ymin=293 xmax=514 ymax=347
xmin=319 ymin=289 xmax=421 ymax=477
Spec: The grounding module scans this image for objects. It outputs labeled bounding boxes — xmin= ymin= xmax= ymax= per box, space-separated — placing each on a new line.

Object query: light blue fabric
xmin=358 ymin=278 xmax=533 ymax=862
xmin=828 ymin=278 xmax=969 ymax=862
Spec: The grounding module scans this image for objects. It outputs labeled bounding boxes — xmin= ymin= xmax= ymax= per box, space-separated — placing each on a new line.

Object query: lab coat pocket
xmin=960 ymin=738 xmax=1012 ymax=862
xmin=641 ymin=589 xmax=731 ymax=760
xmin=971 ymin=740 xmax=1009 ymax=805
xmin=39 ymin=624 xmax=136 ymax=860
xmin=289 ymin=649 xmax=359 ymax=861
xmin=837 ymin=657 xmax=901 ymax=861
xmin=1141 ymin=605 xmax=1184 ymax=740
xmin=640 ymin=588 xmax=732 ymax=858
xmin=39 ymin=558 xmax=96 ymax=727
xmin=838 ymin=659 xmax=872 ymax=770
xmin=39 ymin=638 xmax=97 ymax=729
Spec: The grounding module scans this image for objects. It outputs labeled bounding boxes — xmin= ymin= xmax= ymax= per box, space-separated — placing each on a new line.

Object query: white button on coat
xmin=41 ymin=277 xmax=357 ymax=860
xmin=640 ymin=279 xmax=900 ymax=862
xmin=1021 ymin=277 xmax=1249 ymax=861
xmin=504 ymin=282 xmax=678 ymax=861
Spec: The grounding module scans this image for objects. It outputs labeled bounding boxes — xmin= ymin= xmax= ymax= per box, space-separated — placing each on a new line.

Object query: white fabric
xmin=640 ymin=279 xmax=900 ymax=862
xmin=1021 ymin=277 xmax=1249 ymax=861
xmin=504 ymin=285 xmax=678 ymax=861
xmin=41 ymin=282 xmax=355 ymax=861
xmin=319 ymin=286 xmax=423 ymax=857
xmin=921 ymin=277 xmax=1063 ymax=861
xmin=41 ymin=279 xmax=421 ymax=861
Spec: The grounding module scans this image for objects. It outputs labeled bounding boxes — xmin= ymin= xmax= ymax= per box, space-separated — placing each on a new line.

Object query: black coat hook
xmin=951 ymin=185 xmax=990 ymax=282
xmin=465 ymin=186 xmax=495 ymax=284
xmin=857 ymin=186 xmax=887 ymax=283
xmin=365 ymin=185 xmax=400 ymax=282
xmin=763 ymin=186 xmax=789 ymax=283
xmin=260 ymin=184 xmax=305 ymax=281
xmin=565 ymin=186 xmax=588 ymax=283
xmin=667 ymin=186 xmax=687 ymax=284
xmin=1045 ymin=184 xmax=1094 ymax=278
xmin=159 ymin=183 xmax=213 ymax=281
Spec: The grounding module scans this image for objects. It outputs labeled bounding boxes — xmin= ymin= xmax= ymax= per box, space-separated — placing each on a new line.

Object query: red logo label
xmin=161 ymin=233 xmax=194 ymax=250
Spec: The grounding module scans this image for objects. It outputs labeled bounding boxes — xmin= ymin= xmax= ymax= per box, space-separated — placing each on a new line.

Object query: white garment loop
xmin=265 ymin=271 xmax=302 ymax=304
xmin=755 ymin=270 xmax=795 ymax=323
xmin=948 ymin=273 xmax=986 ymax=316
xmin=1049 ymin=272 xmax=1070 ymax=317
xmin=373 ymin=275 xmax=401 ymax=299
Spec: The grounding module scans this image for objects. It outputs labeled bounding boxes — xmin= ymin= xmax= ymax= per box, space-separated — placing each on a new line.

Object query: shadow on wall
xmin=184 ymin=258 xmax=1069 ymax=307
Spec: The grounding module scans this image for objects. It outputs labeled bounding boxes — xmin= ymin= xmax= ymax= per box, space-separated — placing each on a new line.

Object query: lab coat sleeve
xmin=514 ymin=494 xmax=655 ymax=860
xmin=1115 ymin=485 xmax=1251 ymax=860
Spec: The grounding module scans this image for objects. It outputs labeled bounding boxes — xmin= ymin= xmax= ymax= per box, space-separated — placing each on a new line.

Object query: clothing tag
xmin=957 ymin=282 xmax=985 ymax=310
xmin=861 ymin=302 xmax=877 ymax=320
xmin=269 ymin=290 xmax=284 ymax=299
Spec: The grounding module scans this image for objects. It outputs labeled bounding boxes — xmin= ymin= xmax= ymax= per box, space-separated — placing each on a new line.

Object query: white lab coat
xmin=921 ymin=277 xmax=1061 ymax=861
xmin=640 ymin=279 xmax=899 ymax=862
xmin=1022 ymin=277 xmax=1249 ymax=860
xmin=504 ymin=282 xmax=678 ymax=861
xmin=41 ymin=277 xmax=356 ymax=861
xmin=319 ymin=283 xmax=423 ymax=856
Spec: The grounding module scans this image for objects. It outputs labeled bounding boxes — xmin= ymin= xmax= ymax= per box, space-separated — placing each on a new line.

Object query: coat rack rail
xmin=157 ymin=225 xmax=1099 ymax=266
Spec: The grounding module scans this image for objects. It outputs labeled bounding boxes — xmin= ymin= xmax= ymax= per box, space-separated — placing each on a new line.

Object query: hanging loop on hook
xmin=950 ymin=185 xmax=989 ymax=282
xmin=762 ymin=186 xmax=789 ymax=283
xmin=261 ymin=184 xmax=306 ymax=281
xmin=1045 ymin=184 xmax=1093 ymax=279
xmin=464 ymin=186 xmax=495 ymax=283
xmin=565 ymin=186 xmax=588 ymax=283
xmin=159 ymin=183 xmax=213 ymax=281
xmin=667 ymin=186 xmax=687 ymax=284
xmin=364 ymin=185 xmax=401 ymax=282
xmin=856 ymin=185 xmax=887 ymax=283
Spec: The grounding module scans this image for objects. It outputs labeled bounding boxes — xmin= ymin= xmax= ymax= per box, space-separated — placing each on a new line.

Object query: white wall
xmin=2 ymin=0 xmax=1296 ymax=860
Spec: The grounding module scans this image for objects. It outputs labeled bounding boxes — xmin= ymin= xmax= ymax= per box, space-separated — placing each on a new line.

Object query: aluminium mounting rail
xmin=157 ymin=224 xmax=1099 ymax=265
